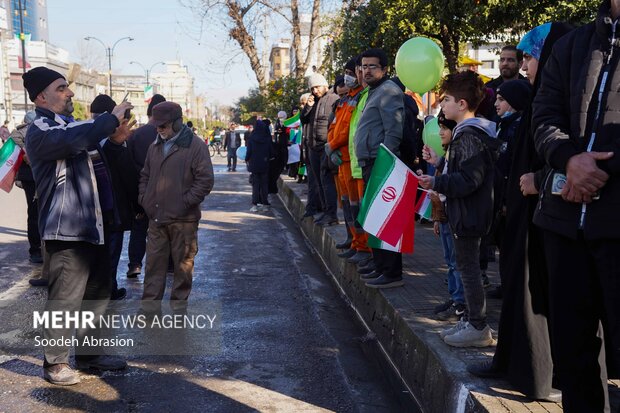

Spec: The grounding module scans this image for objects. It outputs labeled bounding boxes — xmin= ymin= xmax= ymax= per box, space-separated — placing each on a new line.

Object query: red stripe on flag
xmin=400 ymin=212 xmax=415 ymax=253
xmin=376 ymin=171 xmax=419 ymax=247
xmin=414 ymin=190 xmax=429 ymax=214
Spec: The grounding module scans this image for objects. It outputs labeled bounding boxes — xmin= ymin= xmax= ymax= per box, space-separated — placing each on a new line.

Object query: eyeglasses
xmin=361 ymin=64 xmax=382 ymax=71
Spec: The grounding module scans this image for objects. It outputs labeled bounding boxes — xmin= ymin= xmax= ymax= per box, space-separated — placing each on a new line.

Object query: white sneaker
xmin=439 ymin=319 xmax=467 ymax=339
xmin=250 ymin=205 xmax=260 ymax=212
xmin=443 ymin=322 xmax=493 ymax=347
xmin=259 ymin=204 xmax=270 ymax=212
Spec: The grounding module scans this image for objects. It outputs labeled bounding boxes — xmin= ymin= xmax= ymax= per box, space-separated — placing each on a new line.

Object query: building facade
xmin=269 ymin=40 xmax=291 ymax=80
xmin=8 ymin=0 xmax=49 ymax=42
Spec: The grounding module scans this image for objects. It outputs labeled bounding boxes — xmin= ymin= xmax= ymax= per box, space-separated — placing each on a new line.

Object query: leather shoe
xmin=347 ymin=251 xmax=372 ymax=264
xmin=335 ymin=238 xmax=352 ymax=249
xmin=337 ymin=248 xmax=357 ymax=258
xmin=358 ymin=265 xmax=376 ymax=275
xmin=467 ymin=360 xmax=504 ymax=379
xmin=360 ymin=270 xmax=381 ymax=280
xmin=536 ymin=389 xmax=562 ymax=403
xmin=29 ymin=277 xmax=48 ymax=287
xmin=44 ymin=363 xmax=80 ymax=386
xmin=76 ymin=355 xmax=127 ymax=371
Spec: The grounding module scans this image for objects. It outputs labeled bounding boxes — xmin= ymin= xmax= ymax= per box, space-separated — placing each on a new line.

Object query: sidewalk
xmin=278 ymin=175 xmax=563 ymax=413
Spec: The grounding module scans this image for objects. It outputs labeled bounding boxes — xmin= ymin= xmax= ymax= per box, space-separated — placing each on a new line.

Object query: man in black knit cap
xmin=23 ymin=66 xmax=132 ymax=385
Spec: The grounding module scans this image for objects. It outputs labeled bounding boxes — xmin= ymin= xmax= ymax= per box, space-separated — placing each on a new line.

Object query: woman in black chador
xmin=468 ymin=22 xmax=574 ymax=402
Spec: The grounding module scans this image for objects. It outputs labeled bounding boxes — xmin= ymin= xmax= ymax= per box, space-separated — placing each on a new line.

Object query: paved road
xmin=0 ymin=158 xmax=410 ymax=412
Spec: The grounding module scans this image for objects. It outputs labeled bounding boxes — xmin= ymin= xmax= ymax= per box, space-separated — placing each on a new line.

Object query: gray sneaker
xmin=443 ymin=323 xmax=493 ymax=347
xmin=43 ymin=363 xmax=80 ymax=386
xmin=439 ymin=319 xmax=468 ymax=339
xmin=75 ymin=355 xmax=127 ymax=371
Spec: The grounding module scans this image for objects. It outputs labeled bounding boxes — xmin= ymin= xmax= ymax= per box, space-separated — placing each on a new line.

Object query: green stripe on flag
xmin=0 ymin=137 xmax=17 ymax=164
xmin=283 ymin=113 xmax=300 ymax=127
xmin=357 ymin=145 xmax=396 ymax=226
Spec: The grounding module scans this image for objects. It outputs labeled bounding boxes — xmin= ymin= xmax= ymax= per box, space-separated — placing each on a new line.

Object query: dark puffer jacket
xmin=432 ymin=118 xmax=497 ymax=237
xmin=533 ymin=0 xmax=620 ymax=240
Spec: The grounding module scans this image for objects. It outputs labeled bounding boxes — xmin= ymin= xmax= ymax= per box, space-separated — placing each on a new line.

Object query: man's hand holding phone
xmin=112 ymin=101 xmax=134 ymax=123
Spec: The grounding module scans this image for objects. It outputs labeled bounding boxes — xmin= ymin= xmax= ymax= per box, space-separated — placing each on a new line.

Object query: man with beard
xmin=354 ymin=48 xmax=405 ymax=289
xmin=485 ymin=45 xmax=525 ymax=91
xmin=23 ymin=67 xmax=132 ymax=385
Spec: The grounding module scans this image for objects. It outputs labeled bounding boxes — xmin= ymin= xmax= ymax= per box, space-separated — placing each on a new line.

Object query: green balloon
xmin=395 ymin=37 xmax=445 ymax=94
xmin=422 ymin=117 xmax=445 ymax=157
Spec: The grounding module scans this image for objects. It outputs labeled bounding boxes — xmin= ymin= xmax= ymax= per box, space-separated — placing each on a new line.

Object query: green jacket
xmin=348 ymin=87 xmax=369 ymax=179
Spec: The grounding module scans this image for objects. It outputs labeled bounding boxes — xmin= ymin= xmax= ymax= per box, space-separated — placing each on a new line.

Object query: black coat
xmin=223 ymin=131 xmax=242 ymax=150
xmin=101 ymin=139 xmax=142 ymax=231
xmin=433 ymin=121 xmax=496 ymax=238
xmin=128 ymin=122 xmax=157 ymax=172
xmin=533 ymin=2 xmax=620 ymax=240
xmin=246 ymin=123 xmax=272 ymax=174
xmin=493 ymin=22 xmax=575 ymax=399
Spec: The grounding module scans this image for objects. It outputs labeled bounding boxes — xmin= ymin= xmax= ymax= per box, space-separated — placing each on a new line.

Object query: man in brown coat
xmin=139 ymin=102 xmax=214 ymax=310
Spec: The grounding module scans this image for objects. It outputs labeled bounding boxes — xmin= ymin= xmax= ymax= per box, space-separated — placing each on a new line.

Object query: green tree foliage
xmin=326 ymin=0 xmax=599 ymax=74
xmin=72 ymin=101 xmax=88 ymax=121
xmin=235 ymin=75 xmax=307 ymax=123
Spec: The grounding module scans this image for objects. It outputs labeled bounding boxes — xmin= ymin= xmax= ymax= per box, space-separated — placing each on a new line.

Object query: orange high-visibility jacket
xmin=326 ymin=85 xmax=364 ymax=162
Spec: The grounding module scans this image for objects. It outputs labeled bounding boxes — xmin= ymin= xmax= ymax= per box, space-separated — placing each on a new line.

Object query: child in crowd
xmin=418 ymin=71 xmax=497 ymax=348
xmin=425 ymin=111 xmax=466 ymax=321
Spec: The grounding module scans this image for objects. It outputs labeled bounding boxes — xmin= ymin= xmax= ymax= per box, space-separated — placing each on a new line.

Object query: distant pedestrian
xmin=0 ymin=120 xmax=10 ymax=143
xmin=246 ymin=120 xmax=273 ymax=212
xmin=224 ymin=122 xmax=241 ymax=171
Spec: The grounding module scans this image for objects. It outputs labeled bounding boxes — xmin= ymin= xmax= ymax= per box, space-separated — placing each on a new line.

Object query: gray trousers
xmin=453 ymin=236 xmax=487 ymax=330
xmin=43 ymin=240 xmax=111 ymax=365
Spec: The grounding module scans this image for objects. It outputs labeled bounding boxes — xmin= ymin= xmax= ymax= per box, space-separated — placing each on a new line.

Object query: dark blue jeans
xmin=107 ymin=231 xmax=124 ymax=292
xmin=227 ymin=148 xmax=237 ymax=170
xmin=128 ymin=215 xmax=148 ymax=269
xmin=439 ymin=222 xmax=464 ymax=304
xmin=319 ymin=151 xmax=338 ymax=219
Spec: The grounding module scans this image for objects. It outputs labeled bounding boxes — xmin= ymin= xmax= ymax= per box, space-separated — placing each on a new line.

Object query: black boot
xmin=336 ymin=199 xmax=353 ymax=249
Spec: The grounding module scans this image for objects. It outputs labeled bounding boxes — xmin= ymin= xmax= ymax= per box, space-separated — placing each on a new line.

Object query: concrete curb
xmin=278 ymin=178 xmax=500 ymax=413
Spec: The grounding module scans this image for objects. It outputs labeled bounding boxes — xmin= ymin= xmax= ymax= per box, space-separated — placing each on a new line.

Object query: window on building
xmin=285 ymin=64 xmax=290 ymax=70
xmin=481 ymin=60 xmax=494 ymax=69
xmin=275 ymin=63 xmax=280 ymax=70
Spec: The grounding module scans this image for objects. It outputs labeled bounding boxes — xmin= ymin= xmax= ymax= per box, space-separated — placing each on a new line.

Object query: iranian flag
xmin=415 ymin=190 xmax=433 ymax=220
xmin=0 ymin=138 xmax=24 ymax=193
xmin=283 ymin=112 xmax=300 ymax=128
xmin=357 ymin=144 xmax=418 ymax=253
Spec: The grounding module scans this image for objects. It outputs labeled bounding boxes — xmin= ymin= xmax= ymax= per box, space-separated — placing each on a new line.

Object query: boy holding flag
xmin=418 ymin=71 xmax=496 ymax=347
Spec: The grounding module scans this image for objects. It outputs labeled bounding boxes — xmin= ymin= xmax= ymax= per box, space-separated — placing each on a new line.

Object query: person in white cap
xmin=300 ymin=73 xmax=340 ymax=225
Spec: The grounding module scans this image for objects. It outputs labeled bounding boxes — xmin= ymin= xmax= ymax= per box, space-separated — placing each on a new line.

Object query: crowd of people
xmin=13 ymin=66 xmax=213 ymax=385
xmin=5 ymin=0 xmax=620 ymax=410
xmin=271 ymin=1 xmax=620 ymax=411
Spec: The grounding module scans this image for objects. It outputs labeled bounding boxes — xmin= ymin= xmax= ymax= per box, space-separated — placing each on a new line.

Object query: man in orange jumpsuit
xmin=326 ymin=57 xmax=371 ymax=264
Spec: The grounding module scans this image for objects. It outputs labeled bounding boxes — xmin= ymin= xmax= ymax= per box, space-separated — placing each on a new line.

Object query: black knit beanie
xmin=496 ymin=79 xmax=532 ymax=112
xmin=90 ymin=94 xmax=117 ymax=114
xmin=22 ymin=67 xmax=65 ymax=102
xmin=147 ymin=94 xmax=166 ymax=117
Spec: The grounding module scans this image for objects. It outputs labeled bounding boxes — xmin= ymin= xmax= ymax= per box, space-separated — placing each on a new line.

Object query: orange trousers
xmin=338 ymin=161 xmax=370 ymax=252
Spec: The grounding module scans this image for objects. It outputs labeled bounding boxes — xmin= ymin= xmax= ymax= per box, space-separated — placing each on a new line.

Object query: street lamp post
xmin=129 ymin=61 xmax=164 ymax=87
xmin=16 ymin=0 xmax=28 ymax=111
xmin=84 ymin=36 xmax=134 ymax=95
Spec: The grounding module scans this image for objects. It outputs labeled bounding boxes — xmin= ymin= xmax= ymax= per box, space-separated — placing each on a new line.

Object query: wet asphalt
xmin=0 ymin=157 xmax=408 ymax=413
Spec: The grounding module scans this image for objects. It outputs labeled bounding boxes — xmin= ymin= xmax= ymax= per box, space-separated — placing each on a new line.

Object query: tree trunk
xmin=226 ymin=0 xmax=267 ymax=88
xmin=303 ymin=0 xmax=321 ymax=73
xmin=439 ymin=24 xmax=459 ymax=73
xmin=291 ymin=0 xmax=305 ymax=79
